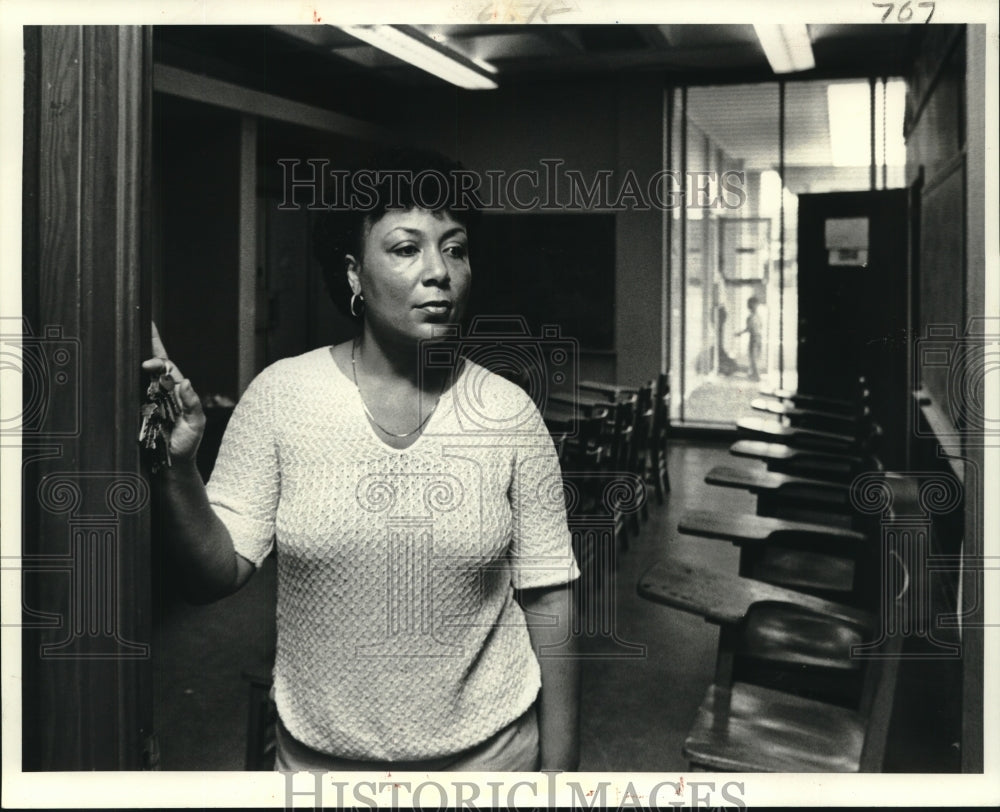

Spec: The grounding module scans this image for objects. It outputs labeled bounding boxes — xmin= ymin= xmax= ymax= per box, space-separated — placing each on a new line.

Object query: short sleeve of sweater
xmin=507 ymin=392 xmax=581 ymax=591
xmin=205 ymin=366 xmax=281 ymax=568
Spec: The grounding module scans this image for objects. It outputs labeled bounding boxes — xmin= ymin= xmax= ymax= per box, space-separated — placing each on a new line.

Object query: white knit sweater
xmin=206 ymin=347 xmax=579 ymax=760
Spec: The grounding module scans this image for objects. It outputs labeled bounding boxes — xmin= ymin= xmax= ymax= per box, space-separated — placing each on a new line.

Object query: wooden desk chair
xmin=681 ymin=653 xmax=899 ymax=772
xmin=558 ymin=405 xmax=646 ymax=630
xmin=758 ymin=375 xmax=869 ymax=416
xmin=605 ymin=395 xmax=640 ymax=543
xmin=638 ymin=556 xmax=874 ymax=711
xmin=578 ymin=380 xmax=634 ymax=400
xmin=553 ymin=390 xmax=645 ymax=550
xmin=647 ymin=373 xmax=671 ymax=500
xmin=603 ymin=395 xmax=636 ymax=469
xmin=713 ymin=440 xmax=884 ymax=528
xmin=625 ymin=382 xmax=655 ymax=525
xmin=555 ymin=408 xmax=623 ymax=577
xmin=751 ymin=397 xmax=873 ymax=434
xmin=576 ymin=375 xmax=671 ymax=502
xmin=678 ymin=504 xmax=878 ymax=610
xmin=668 ymin=506 xmax=911 ymax=772
xmin=550 ymin=430 xmax=568 ymax=464
xmin=546 ymin=403 xmax=610 ymax=464
xmin=548 ymin=391 xmax=615 ymax=413
xmin=729 ymin=439 xmax=873 ymax=483
xmin=705 ymin=465 xmax=854 ymax=518
xmin=700 ymin=465 xmax=885 ymax=604
xmin=736 ymin=415 xmax=880 ymax=454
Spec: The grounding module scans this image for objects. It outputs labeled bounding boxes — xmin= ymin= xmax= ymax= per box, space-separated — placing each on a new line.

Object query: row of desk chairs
xmin=639 ymin=380 xmax=919 ymax=772
xmin=539 ymin=375 xmax=670 ymax=646
xmin=542 ymin=374 xmax=670 ymax=558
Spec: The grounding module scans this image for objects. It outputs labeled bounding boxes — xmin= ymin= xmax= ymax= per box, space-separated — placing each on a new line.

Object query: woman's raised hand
xmin=141 ymin=322 xmax=205 ymax=464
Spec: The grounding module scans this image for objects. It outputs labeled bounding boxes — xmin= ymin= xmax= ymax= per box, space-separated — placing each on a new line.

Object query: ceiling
xmin=272 ymin=23 xmax=916 ymax=86
xmin=155 ymin=24 xmax=919 ymax=126
xmin=154 ymin=24 xmax=921 ymax=194
xmin=273 ymin=24 xmax=916 ymax=192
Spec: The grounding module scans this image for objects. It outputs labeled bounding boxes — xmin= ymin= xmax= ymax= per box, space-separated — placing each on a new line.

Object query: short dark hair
xmin=312 ymin=147 xmax=481 ymax=319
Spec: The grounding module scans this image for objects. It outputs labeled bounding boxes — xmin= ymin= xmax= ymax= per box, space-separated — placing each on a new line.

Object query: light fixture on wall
xmin=753 ymin=24 xmax=815 ymax=74
xmin=341 ymin=25 xmax=498 ymax=90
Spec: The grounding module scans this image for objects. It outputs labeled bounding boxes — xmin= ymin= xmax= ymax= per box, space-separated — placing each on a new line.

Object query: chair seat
xmin=748 ymin=545 xmax=856 ymax=594
xmin=739 ymin=603 xmax=865 ymax=670
xmin=683 ymin=682 xmax=864 ymax=772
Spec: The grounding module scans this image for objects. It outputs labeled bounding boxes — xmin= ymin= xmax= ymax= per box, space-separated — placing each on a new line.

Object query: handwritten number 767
xmin=873 ymin=2 xmax=936 ymax=22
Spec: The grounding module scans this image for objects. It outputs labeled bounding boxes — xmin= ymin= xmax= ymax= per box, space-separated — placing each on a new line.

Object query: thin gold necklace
xmin=351 ymin=339 xmax=440 ymax=438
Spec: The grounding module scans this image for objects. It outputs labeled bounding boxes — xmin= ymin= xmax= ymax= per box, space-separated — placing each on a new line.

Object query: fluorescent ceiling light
xmin=341 ymin=25 xmax=498 ymax=90
xmin=469 ymin=56 xmax=499 ymax=76
xmin=753 ymin=24 xmax=815 ymax=73
xmin=827 ymin=83 xmax=871 ymax=167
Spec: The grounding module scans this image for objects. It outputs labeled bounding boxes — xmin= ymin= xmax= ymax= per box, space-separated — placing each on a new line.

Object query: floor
xmin=682 ymin=373 xmax=763 ymax=424
xmin=574 ymin=442 xmax=747 ymax=771
xmin=680 ymin=368 xmax=798 ymax=425
xmin=151 ymin=439 xmax=960 ymax=772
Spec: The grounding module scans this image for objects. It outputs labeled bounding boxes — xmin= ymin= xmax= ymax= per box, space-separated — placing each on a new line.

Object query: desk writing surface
xmin=542 ymin=404 xmax=580 ymax=429
xmin=678 ymin=509 xmax=867 ymax=543
xmin=706 ymin=465 xmax=850 ymax=496
xmin=730 ymin=440 xmax=864 ymax=467
xmin=548 ymin=393 xmax=614 ymax=412
xmin=637 ymin=557 xmax=872 ymax=629
xmin=751 ymin=398 xmax=862 ymax=425
xmin=737 ymin=417 xmax=857 ymax=446
xmin=579 ymin=380 xmax=633 ymax=397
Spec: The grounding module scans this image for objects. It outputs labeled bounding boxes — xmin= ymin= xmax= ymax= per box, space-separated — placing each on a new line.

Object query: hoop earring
xmin=350 ymin=292 xmax=365 ymax=318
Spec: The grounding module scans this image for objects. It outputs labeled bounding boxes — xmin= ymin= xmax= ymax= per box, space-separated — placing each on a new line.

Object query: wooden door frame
xmin=19 ymin=25 xmax=154 ymax=770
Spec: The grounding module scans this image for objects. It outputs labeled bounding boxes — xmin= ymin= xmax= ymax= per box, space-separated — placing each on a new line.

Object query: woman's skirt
xmin=273 ymin=704 xmax=540 ymax=772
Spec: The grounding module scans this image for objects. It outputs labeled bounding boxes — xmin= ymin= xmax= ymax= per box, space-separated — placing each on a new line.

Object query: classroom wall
xmin=407 ymin=76 xmax=666 ymax=387
xmin=960 ymin=23 xmax=986 ymax=775
xmin=903 ymin=22 xmax=986 ymax=773
xmin=904 ymin=25 xmax=968 ymax=425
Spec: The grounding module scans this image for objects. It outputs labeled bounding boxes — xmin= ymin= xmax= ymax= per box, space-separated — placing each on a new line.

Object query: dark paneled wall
xmin=906 ymin=25 xmax=968 ymax=424
xmin=21 ymin=25 xmax=153 ymax=770
xmin=904 ymin=23 xmax=985 ymax=773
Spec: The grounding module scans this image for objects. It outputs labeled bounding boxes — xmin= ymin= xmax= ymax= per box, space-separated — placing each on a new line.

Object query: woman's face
xmin=347 ymin=207 xmax=470 ymax=345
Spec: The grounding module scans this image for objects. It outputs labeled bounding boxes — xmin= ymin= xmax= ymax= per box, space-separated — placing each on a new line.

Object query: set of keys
xmin=138 ymin=372 xmax=180 ymax=472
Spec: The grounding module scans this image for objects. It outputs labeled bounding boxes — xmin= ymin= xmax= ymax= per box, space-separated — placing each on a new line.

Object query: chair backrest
xmin=560 ymin=407 xmax=609 ymax=471
xmin=626 ymin=381 xmax=655 ymax=474
xmin=650 ymin=372 xmax=669 ymax=444
xmin=605 ymin=395 xmax=637 ymax=472
xmin=552 ymin=430 xmax=568 ymax=465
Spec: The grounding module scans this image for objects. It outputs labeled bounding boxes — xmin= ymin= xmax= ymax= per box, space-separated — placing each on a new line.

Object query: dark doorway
xmin=796 ymin=189 xmax=909 ymax=467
